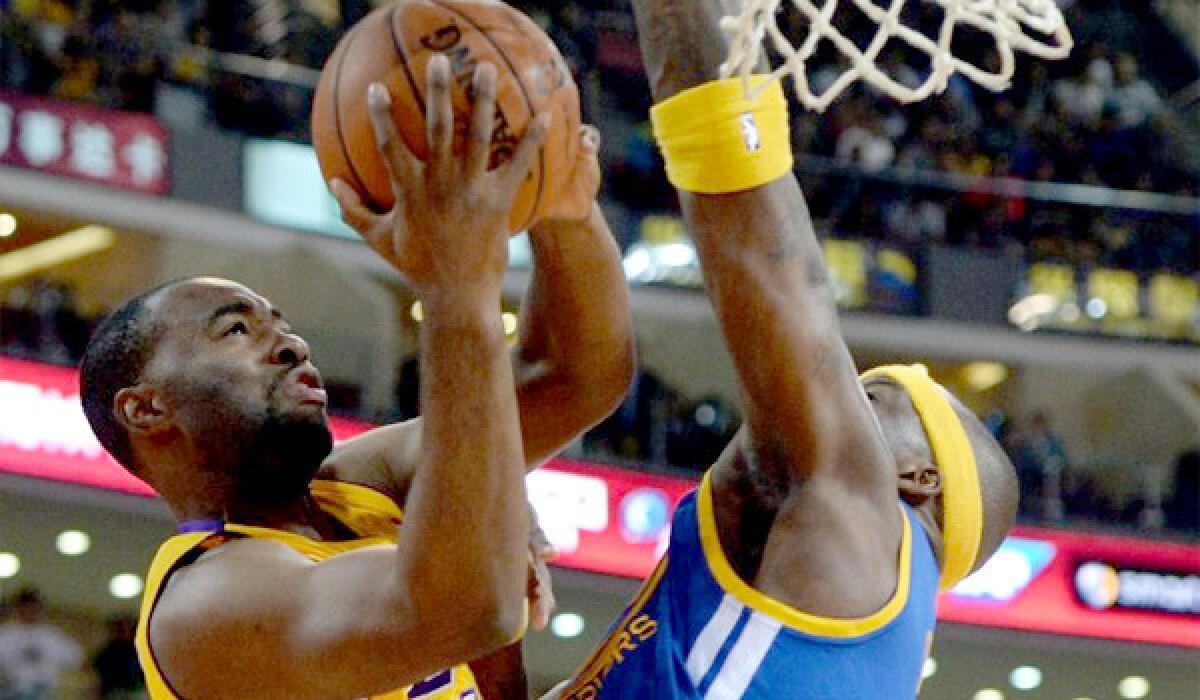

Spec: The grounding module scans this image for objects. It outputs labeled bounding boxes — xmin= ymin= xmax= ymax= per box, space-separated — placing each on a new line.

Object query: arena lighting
xmin=550 ymin=612 xmax=586 ymax=639
xmin=1008 ymin=666 xmax=1042 ymax=691
xmin=0 ymin=225 xmax=115 ymax=282
xmin=501 ymin=312 xmax=519 ymax=336
xmin=1117 ymin=676 xmax=1150 ymax=699
xmin=0 ymin=213 xmax=16 ymax=238
xmin=1006 ymin=293 xmax=1058 ymax=331
xmin=921 ymin=658 xmax=937 ymax=679
xmin=621 ymin=241 xmax=701 ymax=285
xmin=1085 ymin=297 xmax=1109 ymax=319
xmin=55 ymin=530 xmax=91 ymax=556
xmin=108 ymin=573 xmax=144 ymax=600
xmin=973 ymin=689 xmax=1005 ymax=700
xmin=0 ymin=552 xmax=19 ymax=578
xmin=962 ymin=362 xmax=1009 ymax=392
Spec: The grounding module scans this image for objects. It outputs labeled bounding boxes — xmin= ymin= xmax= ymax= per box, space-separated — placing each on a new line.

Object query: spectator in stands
xmin=91 ymin=616 xmax=145 ymax=700
xmin=835 ymin=109 xmax=895 ymax=173
xmin=0 ymin=588 xmax=82 ymax=700
xmin=1165 ymin=449 xmax=1199 ymax=533
xmin=1007 ymin=411 xmax=1070 ymax=521
xmin=1111 ymin=52 xmax=1163 ymax=129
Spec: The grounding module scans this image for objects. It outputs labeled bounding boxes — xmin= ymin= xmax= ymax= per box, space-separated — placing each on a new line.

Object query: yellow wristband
xmin=650 ymin=76 xmax=793 ymax=194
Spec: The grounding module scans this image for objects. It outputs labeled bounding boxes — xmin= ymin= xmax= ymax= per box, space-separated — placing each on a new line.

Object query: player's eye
xmin=224 ymin=321 xmax=249 ymax=337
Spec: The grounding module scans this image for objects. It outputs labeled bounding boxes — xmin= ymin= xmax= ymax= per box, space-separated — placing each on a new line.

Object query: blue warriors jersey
xmin=559 ymin=472 xmax=939 ymax=699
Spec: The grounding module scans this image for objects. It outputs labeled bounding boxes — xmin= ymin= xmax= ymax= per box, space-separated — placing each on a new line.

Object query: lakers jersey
xmin=135 ymin=480 xmax=481 ymax=700
xmin=559 ymin=472 xmax=939 ymax=699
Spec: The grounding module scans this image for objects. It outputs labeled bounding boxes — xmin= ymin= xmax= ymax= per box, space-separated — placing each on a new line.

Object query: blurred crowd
xmin=1 ymin=0 xmax=1196 ymax=272
xmin=0 ymin=588 xmax=142 ymax=699
xmin=0 ymin=279 xmax=94 ymax=365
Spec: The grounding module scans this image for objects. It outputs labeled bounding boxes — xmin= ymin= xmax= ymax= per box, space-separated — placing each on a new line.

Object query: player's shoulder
xmin=162 ymin=537 xmax=311 ymax=604
xmin=149 ymin=537 xmax=311 ymax=649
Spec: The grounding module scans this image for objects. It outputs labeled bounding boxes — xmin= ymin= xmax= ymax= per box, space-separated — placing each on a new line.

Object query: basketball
xmin=311 ymin=0 xmax=581 ymax=233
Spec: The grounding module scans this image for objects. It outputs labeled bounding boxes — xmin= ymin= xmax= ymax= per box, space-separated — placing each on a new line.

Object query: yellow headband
xmin=860 ymin=365 xmax=983 ymax=591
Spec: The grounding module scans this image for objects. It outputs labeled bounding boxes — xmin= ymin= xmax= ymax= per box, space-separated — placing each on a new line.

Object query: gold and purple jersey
xmin=135 ymin=480 xmax=481 ymax=700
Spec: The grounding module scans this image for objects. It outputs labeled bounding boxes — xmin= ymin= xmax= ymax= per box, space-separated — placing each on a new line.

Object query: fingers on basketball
xmin=366 ymin=83 xmax=420 ymax=201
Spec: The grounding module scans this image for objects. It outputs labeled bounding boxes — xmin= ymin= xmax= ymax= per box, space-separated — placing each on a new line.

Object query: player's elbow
xmin=572 ymin=335 xmax=637 ymax=422
xmin=592 ymin=335 xmax=637 ymax=416
xmin=448 ymin=590 xmax=527 ymax=653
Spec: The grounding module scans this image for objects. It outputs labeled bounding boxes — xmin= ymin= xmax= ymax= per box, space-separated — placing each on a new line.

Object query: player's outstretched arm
xmin=629 ymin=0 xmax=891 ymax=494
xmin=147 ymin=57 xmax=536 ymax=699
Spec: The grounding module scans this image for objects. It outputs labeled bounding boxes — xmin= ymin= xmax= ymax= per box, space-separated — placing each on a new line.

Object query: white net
xmin=719 ymin=0 xmax=1074 ymax=112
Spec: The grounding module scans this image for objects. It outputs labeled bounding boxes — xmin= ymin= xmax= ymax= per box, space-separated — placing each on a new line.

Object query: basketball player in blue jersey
xmin=79 ymin=56 xmax=634 ymax=699
xmin=547 ymin=2 xmax=1020 ymax=698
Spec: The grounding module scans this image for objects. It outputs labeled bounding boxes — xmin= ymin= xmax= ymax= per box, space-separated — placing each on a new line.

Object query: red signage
xmin=1 ymin=357 xmax=1197 ymax=648
xmin=528 ymin=460 xmax=695 ymax=579
xmin=940 ymin=525 xmax=1200 ymax=648
xmin=0 ymin=92 xmax=169 ymax=194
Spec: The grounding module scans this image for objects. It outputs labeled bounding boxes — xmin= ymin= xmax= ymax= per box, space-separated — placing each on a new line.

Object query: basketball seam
xmin=426 ymin=0 xmax=545 ymax=231
xmin=388 ymin=4 xmax=428 ymax=118
xmin=332 ymin=24 xmax=370 ymax=199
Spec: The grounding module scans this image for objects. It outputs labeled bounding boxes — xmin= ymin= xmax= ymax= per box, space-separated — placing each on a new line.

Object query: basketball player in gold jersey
xmin=547 ymin=2 xmax=1020 ymax=697
xmin=80 ymin=55 xmax=633 ymax=699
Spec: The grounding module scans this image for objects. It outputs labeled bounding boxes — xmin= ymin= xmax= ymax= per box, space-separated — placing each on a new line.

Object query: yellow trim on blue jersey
xmin=560 ymin=555 xmax=670 ymax=696
xmin=697 ymin=472 xmax=912 ymax=638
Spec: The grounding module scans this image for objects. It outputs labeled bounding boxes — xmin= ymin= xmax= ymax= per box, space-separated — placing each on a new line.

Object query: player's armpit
xmin=319 ymin=419 xmax=421 ymax=503
xmin=149 ymin=538 xmax=511 ymax=700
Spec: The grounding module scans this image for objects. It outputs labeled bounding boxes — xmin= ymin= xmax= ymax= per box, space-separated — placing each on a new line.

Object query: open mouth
xmin=287 ymin=367 xmax=328 ymax=406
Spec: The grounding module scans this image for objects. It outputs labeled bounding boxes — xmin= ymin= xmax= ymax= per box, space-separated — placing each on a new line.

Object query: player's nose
xmin=271 ymin=331 xmax=310 ymax=366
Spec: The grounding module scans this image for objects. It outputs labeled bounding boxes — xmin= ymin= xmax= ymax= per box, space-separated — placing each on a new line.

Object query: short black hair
xmin=80 ymin=281 xmax=181 ymax=472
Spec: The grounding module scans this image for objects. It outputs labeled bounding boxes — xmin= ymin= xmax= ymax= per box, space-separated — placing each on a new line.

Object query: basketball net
xmin=719 ymin=0 xmax=1074 ymax=112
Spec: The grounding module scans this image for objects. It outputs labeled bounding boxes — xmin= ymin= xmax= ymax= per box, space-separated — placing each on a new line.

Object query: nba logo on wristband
xmin=739 ymin=112 xmax=761 ymax=152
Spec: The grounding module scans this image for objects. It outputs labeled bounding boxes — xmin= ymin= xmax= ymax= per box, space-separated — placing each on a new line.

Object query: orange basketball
xmin=311 ymin=0 xmax=581 ymax=233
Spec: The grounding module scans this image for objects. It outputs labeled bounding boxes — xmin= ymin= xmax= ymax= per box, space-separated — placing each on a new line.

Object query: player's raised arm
xmin=147 ymin=58 xmax=537 ymax=699
xmin=629 ymin=0 xmax=891 ymax=496
xmin=513 ymin=193 xmax=634 ymax=468
xmin=326 ymin=129 xmax=634 ymax=493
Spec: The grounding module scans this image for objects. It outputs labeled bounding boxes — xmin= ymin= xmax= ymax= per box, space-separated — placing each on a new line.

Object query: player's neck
xmin=166 ymin=475 xmax=340 ymax=540
xmin=221 ymin=490 xmax=341 ymax=539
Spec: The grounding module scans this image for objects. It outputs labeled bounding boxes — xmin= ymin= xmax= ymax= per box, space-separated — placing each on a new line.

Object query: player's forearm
xmin=398 ymin=294 xmax=529 ymax=640
xmin=514 ymin=205 xmax=635 ymax=466
xmin=468 ymin=641 xmax=529 ymax=700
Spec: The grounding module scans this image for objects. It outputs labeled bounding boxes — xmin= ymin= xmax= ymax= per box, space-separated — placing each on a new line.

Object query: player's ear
xmin=115 ymin=385 xmax=174 ymax=436
xmin=898 ymin=460 xmax=941 ymax=504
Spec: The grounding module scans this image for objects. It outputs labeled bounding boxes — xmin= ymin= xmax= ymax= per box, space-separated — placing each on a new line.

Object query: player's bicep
xmin=149 ymin=540 xmax=474 ymax=699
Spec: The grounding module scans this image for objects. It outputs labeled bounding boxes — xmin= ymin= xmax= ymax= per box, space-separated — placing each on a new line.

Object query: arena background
xmin=0 ymin=0 xmax=1197 ymax=698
